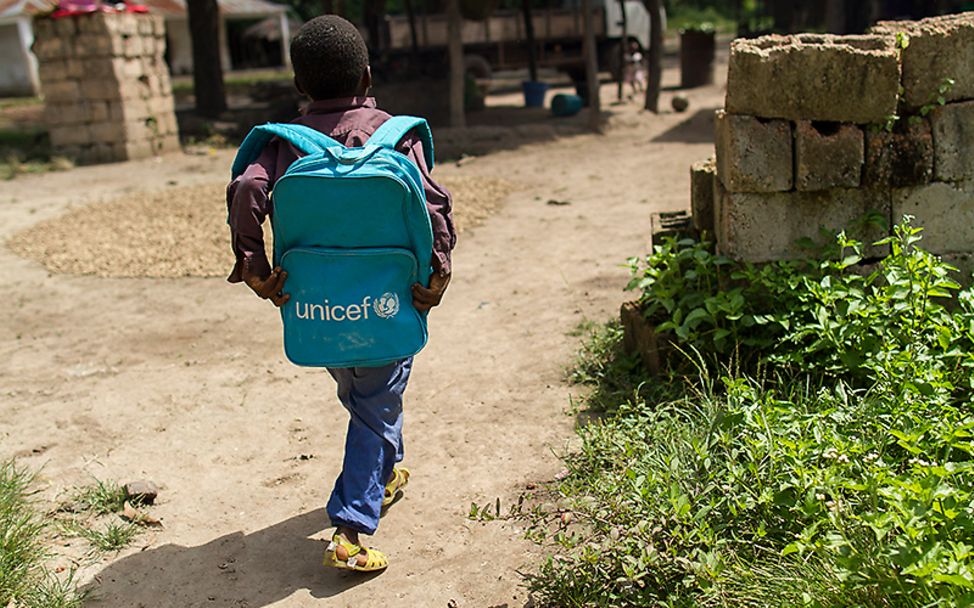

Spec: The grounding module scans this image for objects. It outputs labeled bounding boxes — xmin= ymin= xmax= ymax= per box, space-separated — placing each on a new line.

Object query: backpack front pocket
xmin=279 ymin=247 xmax=428 ymax=367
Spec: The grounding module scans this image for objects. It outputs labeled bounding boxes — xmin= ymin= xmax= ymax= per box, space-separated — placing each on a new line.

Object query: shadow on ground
xmin=650 ymin=107 xmax=718 ymax=144
xmin=84 ymin=509 xmax=376 ymax=607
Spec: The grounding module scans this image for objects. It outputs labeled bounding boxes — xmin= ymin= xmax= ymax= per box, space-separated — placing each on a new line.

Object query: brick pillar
xmin=31 ymin=12 xmax=180 ymax=164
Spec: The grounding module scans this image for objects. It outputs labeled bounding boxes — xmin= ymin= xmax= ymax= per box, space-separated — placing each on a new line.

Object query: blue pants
xmin=326 ymin=357 xmax=412 ymax=535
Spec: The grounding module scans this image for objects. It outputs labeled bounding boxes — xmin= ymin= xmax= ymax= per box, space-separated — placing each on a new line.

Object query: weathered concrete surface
xmin=871 ymin=13 xmax=974 ymax=110
xmin=930 ymin=101 xmax=974 ymax=183
xmin=726 ymin=34 xmax=900 ymax=123
xmin=716 ymin=186 xmax=890 ymax=262
xmin=893 ymin=181 xmax=974 ymax=254
xmin=941 ymin=252 xmax=974 ymax=286
xmin=863 ymin=119 xmax=934 ymax=187
xmin=794 ymin=121 xmax=863 ymax=191
xmin=690 ymin=157 xmax=717 ymax=236
xmin=714 ymin=110 xmax=792 ymax=192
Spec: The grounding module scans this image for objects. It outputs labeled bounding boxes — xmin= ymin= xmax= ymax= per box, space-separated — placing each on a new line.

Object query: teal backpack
xmin=231 ymin=116 xmax=436 ymax=368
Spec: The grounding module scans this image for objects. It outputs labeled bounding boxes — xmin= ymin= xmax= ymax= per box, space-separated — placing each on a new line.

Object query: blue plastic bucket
xmin=522 ymin=81 xmax=549 ymax=108
xmin=551 ymin=93 xmax=584 ymax=117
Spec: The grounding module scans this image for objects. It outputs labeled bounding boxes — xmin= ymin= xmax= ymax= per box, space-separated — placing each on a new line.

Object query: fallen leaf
xmin=121 ymin=500 xmax=163 ymax=527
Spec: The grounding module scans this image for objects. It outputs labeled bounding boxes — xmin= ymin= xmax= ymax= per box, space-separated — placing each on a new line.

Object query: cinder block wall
xmin=31 ymin=12 xmax=180 ymax=164
xmin=690 ymin=13 xmax=974 ymax=268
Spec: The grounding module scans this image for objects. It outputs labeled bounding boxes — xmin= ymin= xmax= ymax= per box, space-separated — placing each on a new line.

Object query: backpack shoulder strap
xmin=231 ymin=123 xmax=344 ymax=179
xmin=367 ymin=116 xmax=435 ymax=170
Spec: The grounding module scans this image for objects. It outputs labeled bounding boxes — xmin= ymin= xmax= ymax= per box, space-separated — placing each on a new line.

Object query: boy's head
xmin=290 ymin=15 xmax=370 ymax=100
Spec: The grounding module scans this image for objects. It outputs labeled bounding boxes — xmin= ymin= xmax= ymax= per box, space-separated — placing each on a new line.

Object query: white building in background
xmin=0 ymin=0 xmax=48 ymax=96
xmin=0 ymin=0 xmax=290 ymax=97
xmin=143 ymin=0 xmax=289 ymax=75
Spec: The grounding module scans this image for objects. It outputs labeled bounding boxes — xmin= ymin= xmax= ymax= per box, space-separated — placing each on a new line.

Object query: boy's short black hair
xmin=290 ymin=15 xmax=369 ymax=100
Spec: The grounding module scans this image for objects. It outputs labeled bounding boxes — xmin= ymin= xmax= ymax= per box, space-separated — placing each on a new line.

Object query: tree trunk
xmin=770 ymin=0 xmax=796 ymax=32
xmin=447 ymin=0 xmax=466 ymax=127
xmin=404 ymin=0 xmax=420 ymax=58
xmin=365 ymin=0 xmax=386 ymax=50
xmin=186 ymin=0 xmax=226 ymax=118
xmin=581 ymin=0 xmax=601 ymax=131
xmin=617 ymin=0 xmax=627 ymax=101
xmin=521 ymin=0 xmax=538 ymax=82
xmin=643 ymin=0 xmax=662 ymax=112
xmin=825 ymin=0 xmax=845 ymax=33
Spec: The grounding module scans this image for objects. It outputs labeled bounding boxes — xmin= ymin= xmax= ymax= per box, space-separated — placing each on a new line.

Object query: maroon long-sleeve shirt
xmin=226 ymin=96 xmax=456 ymax=283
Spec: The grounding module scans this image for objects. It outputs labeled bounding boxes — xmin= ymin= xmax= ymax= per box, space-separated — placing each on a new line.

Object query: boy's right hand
xmin=243 ymin=266 xmax=290 ymax=307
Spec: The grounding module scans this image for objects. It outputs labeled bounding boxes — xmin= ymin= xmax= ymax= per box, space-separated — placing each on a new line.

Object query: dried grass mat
xmin=8 ymin=176 xmax=514 ymax=278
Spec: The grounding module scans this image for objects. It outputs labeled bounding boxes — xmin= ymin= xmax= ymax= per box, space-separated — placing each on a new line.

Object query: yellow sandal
xmin=324 ymin=534 xmax=389 ymax=572
xmin=383 ymin=467 xmax=410 ymax=507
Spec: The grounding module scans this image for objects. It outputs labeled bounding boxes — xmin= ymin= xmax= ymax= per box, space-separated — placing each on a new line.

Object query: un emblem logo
xmin=373 ymin=292 xmax=400 ymax=319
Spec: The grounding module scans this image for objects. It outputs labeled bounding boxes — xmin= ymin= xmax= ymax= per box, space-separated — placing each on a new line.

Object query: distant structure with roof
xmin=0 ymin=0 xmax=291 ymax=97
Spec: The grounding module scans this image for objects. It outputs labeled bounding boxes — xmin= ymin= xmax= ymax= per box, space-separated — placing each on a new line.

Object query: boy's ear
xmin=357 ymin=66 xmax=372 ymax=96
xmin=294 ymin=76 xmax=308 ymax=98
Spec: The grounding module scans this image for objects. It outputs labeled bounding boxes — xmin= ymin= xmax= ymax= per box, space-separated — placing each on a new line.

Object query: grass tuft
xmin=0 ymin=459 xmax=86 ymax=607
xmin=66 ymin=478 xmax=128 ymax=515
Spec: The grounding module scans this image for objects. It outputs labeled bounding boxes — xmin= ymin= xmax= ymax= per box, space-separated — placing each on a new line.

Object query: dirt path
xmin=0 ymin=72 xmax=722 ymax=606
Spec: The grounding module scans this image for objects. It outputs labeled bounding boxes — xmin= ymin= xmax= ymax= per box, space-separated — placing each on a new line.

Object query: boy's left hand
xmin=243 ymin=266 xmax=291 ymax=307
xmin=412 ymin=272 xmax=451 ymax=312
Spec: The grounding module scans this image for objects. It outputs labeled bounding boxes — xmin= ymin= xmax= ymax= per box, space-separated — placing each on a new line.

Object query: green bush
xmin=524 ymin=219 xmax=974 ymax=607
xmin=627 ymin=219 xmax=974 ymax=400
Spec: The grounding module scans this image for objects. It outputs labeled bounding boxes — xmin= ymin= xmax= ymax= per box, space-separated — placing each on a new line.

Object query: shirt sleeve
xmin=225 ymin=142 xmax=279 ymax=283
xmin=400 ymin=134 xmax=457 ymax=276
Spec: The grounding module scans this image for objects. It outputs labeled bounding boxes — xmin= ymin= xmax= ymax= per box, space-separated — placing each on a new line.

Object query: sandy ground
xmin=0 ymin=58 xmax=724 ymax=607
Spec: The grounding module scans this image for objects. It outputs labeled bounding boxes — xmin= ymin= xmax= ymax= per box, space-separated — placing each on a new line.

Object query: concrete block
xmin=32 ymin=18 xmax=55 ymax=40
xmin=53 ymin=15 xmax=77 ymax=37
xmin=864 ymin=119 xmax=933 ymax=187
xmin=65 ymin=58 xmax=84 ymax=79
xmin=893 ymin=181 xmax=974 ymax=254
xmin=123 ymin=35 xmax=144 ymax=59
xmin=31 ymin=36 xmax=66 ymax=61
xmin=794 ymin=121 xmax=864 ymax=191
xmin=716 ymin=187 xmax=890 ymax=263
xmin=116 ymin=13 xmax=138 ymax=36
xmin=715 ymin=110 xmax=792 ymax=192
xmin=107 ymin=101 xmax=126 ymax=122
xmin=41 ymin=79 xmax=79 ymax=102
xmin=930 ymin=101 xmax=974 ymax=183
xmin=76 ymin=13 xmax=108 ymax=35
xmin=44 ymin=102 xmax=88 ymax=126
xmin=49 ymin=125 xmax=91 ymax=147
xmin=88 ymin=101 xmax=109 ymax=123
xmin=86 ymin=142 xmax=116 ymax=164
xmin=80 ymin=78 xmax=122 ymax=101
xmin=148 ymin=95 xmax=174 ymax=117
xmin=137 ymin=16 xmax=153 ymax=35
xmin=690 ymin=158 xmax=717 ymax=236
xmin=74 ymin=34 xmax=112 ymax=58
xmin=123 ymin=139 xmax=153 ymax=160
xmin=118 ymin=57 xmax=144 ymax=80
xmin=38 ymin=60 xmax=68 ymax=83
xmin=871 ymin=14 xmax=974 ymax=110
xmin=726 ymin=34 xmax=900 ymax=123
xmin=152 ymin=134 xmax=181 ymax=155
xmin=89 ymin=121 xmax=128 ymax=143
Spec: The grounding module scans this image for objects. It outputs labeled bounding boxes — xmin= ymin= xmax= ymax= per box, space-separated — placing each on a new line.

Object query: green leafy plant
xmin=521 ymin=218 xmax=974 ymax=607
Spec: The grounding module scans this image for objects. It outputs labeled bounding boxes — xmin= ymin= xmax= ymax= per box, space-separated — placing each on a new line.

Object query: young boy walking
xmin=226 ymin=15 xmax=456 ymax=572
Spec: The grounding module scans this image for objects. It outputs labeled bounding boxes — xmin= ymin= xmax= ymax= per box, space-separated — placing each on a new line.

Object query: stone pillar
xmin=31 ymin=12 xmax=180 ymax=165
